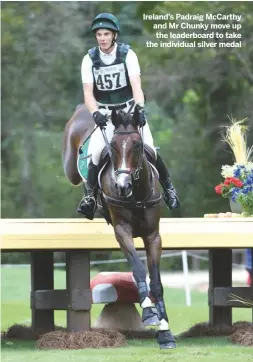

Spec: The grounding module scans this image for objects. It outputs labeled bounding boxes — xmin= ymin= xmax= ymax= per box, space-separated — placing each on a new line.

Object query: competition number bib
xmin=94 ymin=63 xmax=127 ymax=91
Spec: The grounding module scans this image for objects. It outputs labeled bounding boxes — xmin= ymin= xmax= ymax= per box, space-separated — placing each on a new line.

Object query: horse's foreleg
xmin=144 ymin=231 xmax=176 ymax=349
xmin=114 ymin=224 xmax=160 ymax=327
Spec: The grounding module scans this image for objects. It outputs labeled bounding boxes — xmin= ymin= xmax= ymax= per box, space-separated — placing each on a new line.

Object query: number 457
xmin=97 ymin=72 xmax=121 ymax=89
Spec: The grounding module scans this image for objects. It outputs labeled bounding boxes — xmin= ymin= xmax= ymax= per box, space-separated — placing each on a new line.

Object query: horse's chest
xmin=131 ymin=210 xmax=152 ymax=237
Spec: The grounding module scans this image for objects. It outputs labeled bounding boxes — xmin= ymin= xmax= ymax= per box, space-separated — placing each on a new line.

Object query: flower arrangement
xmin=215 ymin=117 xmax=253 ymax=215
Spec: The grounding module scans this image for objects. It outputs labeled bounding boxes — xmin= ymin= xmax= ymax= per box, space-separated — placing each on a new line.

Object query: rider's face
xmin=95 ymin=29 xmax=116 ymax=53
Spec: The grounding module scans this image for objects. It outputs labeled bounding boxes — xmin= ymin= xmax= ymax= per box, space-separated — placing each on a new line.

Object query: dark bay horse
xmin=63 ymin=105 xmax=176 ymax=349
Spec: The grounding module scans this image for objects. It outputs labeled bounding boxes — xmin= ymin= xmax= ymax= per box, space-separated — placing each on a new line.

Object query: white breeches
xmin=88 ymin=106 xmax=156 ymax=166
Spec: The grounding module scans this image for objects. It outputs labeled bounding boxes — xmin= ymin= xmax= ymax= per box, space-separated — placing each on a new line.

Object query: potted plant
xmin=214 ymin=118 xmax=253 ymax=215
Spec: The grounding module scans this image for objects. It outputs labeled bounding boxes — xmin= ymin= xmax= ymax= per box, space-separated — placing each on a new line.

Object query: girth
xmin=102 ymin=191 xmax=162 ymax=209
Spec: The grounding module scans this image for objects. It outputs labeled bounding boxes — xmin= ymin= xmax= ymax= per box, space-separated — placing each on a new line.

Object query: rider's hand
xmin=92 ymin=111 xmax=107 ymax=128
xmin=135 ymin=105 xmax=146 ymax=127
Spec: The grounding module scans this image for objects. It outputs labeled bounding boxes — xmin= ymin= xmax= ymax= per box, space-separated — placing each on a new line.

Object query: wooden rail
xmin=1 ymin=218 xmax=252 ymax=336
xmin=1 ymin=218 xmax=253 ymax=249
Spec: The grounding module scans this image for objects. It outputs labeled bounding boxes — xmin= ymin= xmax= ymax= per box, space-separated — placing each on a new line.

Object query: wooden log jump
xmin=1 ymin=218 xmax=253 ymax=334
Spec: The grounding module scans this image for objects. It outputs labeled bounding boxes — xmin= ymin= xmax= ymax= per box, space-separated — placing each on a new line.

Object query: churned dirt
xmin=178 ymin=321 xmax=253 ymax=346
xmin=2 ymin=322 xmax=253 ymax=348
xmin=1 ymin=324 xmax=126 ymax=349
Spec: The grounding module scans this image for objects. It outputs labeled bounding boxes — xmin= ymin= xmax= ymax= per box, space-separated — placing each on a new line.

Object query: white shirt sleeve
xmin=81 ymin=54 xmax=94 ymax=84
xmin=125 ymin=49 xmax=141 ymax=77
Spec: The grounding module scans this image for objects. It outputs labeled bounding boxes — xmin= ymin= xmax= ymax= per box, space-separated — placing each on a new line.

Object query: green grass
xmin=1 ymin=267 xmax=253 ymax=362
xmin=1 ymin=339 xmax=253 ymax=362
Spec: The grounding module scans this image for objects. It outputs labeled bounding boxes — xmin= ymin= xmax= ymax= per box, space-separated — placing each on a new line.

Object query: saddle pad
xmin=77 ymin=139 xmax=91 ymax=181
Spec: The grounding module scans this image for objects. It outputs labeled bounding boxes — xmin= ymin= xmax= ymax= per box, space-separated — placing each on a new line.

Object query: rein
xmin=99 ymin=110 xmax=161 ymax=209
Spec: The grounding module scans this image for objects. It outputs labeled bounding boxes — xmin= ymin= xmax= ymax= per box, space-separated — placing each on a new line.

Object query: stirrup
xmin=77 ymin=195 xmax=97 ymax=219
xmin=82 ymin=195 xmax=96 ymax=205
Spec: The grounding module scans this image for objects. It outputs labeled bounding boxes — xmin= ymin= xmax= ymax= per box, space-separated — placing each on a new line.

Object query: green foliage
xmin=237 ymin=192 xmax=253 ymax=214
xmin=135 ymin=1 xmax=253 ymax=216
xmin=1 ymin=253 xmax=30 ymax=264
xmin=2 ymin=1 xmax=253 ymax=226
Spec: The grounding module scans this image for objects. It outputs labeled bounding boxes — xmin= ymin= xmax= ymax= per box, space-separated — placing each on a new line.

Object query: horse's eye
xmin=133 ymin=140 xmax=142 ymax=148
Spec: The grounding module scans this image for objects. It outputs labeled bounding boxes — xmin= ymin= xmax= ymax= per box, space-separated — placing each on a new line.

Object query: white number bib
xmin=93 ymin=63 xmax=127 ymax=91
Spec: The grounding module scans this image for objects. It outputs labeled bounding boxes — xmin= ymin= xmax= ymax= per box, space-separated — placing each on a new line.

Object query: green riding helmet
xmin=91 ymin=13 xmax=120 ymax=33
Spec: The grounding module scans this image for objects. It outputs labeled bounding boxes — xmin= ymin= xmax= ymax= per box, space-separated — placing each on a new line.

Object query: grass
xmin=2 ymin=339 xmax=253 ymax=362
xmin=1 ymin=266 xmax=253 ymax=361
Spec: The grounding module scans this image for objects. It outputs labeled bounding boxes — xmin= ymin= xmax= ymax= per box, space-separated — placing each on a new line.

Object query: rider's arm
xmin=81 ymin=54 xmax=98 ymax=114
xmin=129 ymin=75 xmax=145 ymax=107
xmin=83 ymin=83 xmax=98 ymax=114
xmin=126 ymin=49 xmax=145 ymax=107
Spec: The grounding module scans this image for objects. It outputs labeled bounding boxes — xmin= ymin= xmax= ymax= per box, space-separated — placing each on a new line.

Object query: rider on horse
xmin=78 ymin=13 xmax=180 ymax=218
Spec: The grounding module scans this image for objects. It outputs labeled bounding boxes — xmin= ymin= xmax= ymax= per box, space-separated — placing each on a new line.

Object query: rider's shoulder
xmin=125 ymin=48 xmax=139 ymax=63
xmin=117 ymin=43 xmax=131 ymax=53
xmin=81 ymin=53 xmax=93 ymax=67
xmin=118 ymin=43 xmax=137 ymax=58
xmin=87 ymin=46 xmax=98 ymax=59
xmin=127 ymin=48 xmax=138 ymax=57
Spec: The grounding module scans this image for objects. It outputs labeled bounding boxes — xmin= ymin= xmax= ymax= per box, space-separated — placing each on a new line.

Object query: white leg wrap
xmin=159 ymin=318 xmax=169 ymax=331
xmin=140 ymin=297 xmax=153 ymax=309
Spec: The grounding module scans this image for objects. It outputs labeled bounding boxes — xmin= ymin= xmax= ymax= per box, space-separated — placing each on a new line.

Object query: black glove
xmin=135 ymin=105 xmax=146 ymax=127
xmin=93 ymin=111 xmax=107 ymax=128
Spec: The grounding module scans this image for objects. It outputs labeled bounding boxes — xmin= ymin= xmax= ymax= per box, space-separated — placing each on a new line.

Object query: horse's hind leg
xmin=114 ymin=224 xmax=160 ymax=327
xmin=63 ymin=122 xmax=82 ymax=186
xmin=143 ymin=231 xmax=176 ymax=349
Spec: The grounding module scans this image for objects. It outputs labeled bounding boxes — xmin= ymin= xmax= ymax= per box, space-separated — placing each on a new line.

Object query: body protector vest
xmin=88 ymin=43 xmax=133 ymax=105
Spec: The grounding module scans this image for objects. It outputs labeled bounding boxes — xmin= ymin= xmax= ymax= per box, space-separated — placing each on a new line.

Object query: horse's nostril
xmin=117 ymin=183 xmax=132 ymax=197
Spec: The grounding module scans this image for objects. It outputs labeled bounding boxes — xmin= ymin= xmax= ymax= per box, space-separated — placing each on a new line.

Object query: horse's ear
xmin=111 ymin=108 xmax=118 ymax=128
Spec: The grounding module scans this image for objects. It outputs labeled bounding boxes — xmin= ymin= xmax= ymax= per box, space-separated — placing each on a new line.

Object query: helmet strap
xmin=111 ymin=32 xmax=117 ymax=46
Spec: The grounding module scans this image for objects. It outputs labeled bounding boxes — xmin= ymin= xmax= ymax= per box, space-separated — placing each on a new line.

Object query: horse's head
xmin=110 ymin=108 xmax=143 ymax=198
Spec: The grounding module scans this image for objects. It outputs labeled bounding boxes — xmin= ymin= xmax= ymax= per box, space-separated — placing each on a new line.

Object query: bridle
xmin=113 ymin=129 xmax=144 ymax=181
xmin=100 ymin=126 xmax=162 ymax=209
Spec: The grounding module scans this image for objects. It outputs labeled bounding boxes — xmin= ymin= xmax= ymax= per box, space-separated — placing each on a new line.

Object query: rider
xmin=78 ymin=13 xmax=180 ymax=219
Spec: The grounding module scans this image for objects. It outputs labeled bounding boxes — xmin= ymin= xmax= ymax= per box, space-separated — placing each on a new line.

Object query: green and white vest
xmin=88 ymin=43 xmax=133 ymax=105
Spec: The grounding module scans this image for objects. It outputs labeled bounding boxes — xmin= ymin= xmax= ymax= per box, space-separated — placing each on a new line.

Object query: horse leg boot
xmin=137 ymin=279 xmax=160 ymax=327
xmin=114 ymin=227 xmax=160 ymax=327
xmin=77 ymin=160 xmax=98 ymax=219
xmin=155 ymin=154 xmax=180 ymax=209
xmin=144 ymin=232 xmax=176 ymax=349
xmin=149 ymin=266 xmax=176 ymax=349
xmin=126 ymin=252 xmax=159 ymax=327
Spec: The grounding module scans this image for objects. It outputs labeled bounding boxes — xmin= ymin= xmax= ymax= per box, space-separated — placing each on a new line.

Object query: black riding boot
xmin=155 ymin=154 xmax=180 ymax=209
xmin=77 ymin=161 xmax=98 ymax=219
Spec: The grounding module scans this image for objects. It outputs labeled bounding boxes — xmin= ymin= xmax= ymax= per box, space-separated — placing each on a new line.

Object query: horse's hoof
xmin=142 ymin=307 xmax=160 ymax=327
xmin=156 ymin=330 xmax=176 ymax=349
xmin=159 ymin=341 xmax=176 ymax=349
